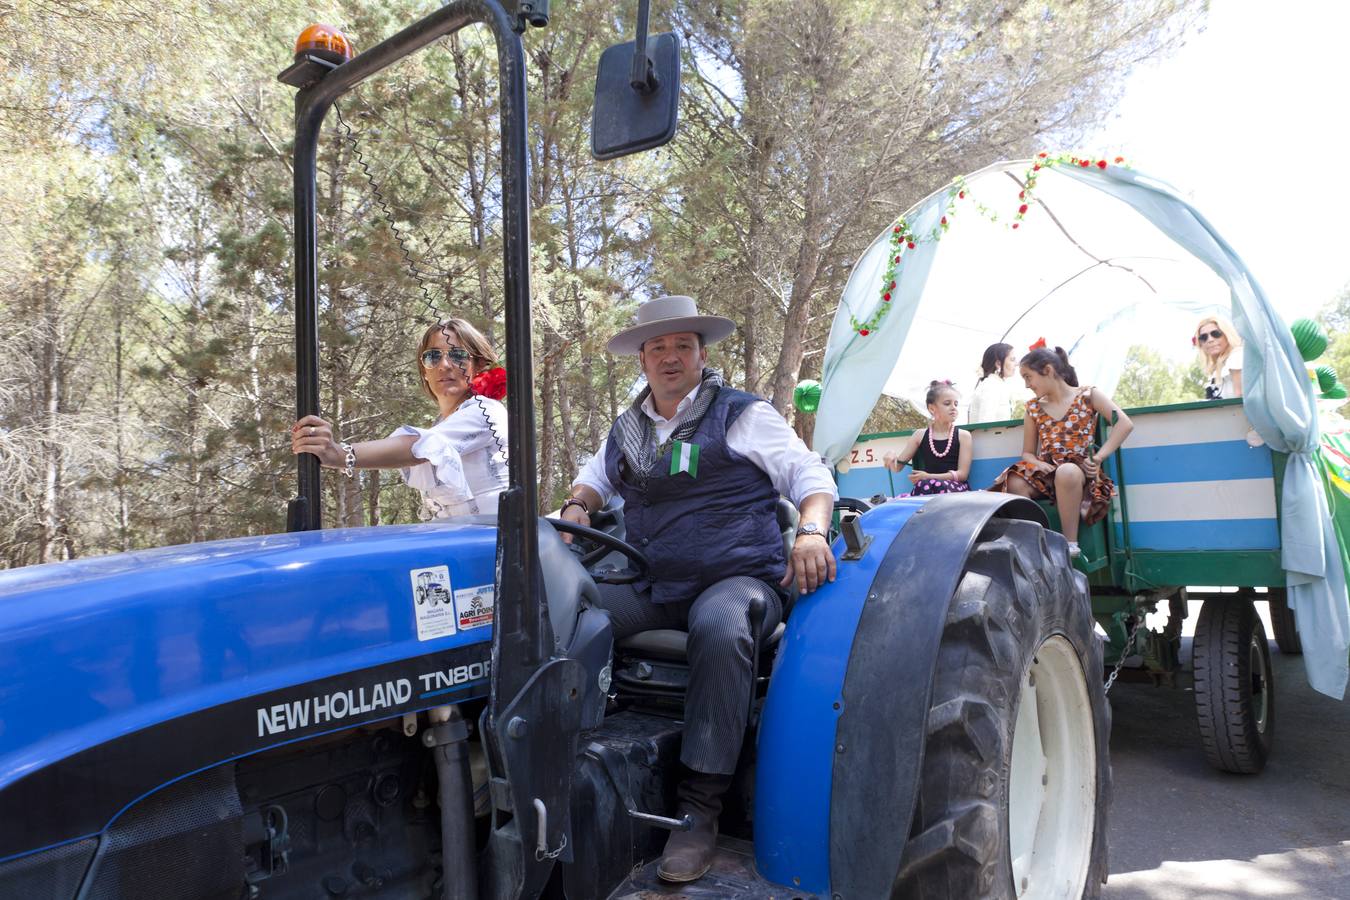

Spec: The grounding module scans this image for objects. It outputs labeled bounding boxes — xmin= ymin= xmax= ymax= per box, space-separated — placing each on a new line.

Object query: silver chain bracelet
xmin=340 ymin=442 xmax=356 ymax=479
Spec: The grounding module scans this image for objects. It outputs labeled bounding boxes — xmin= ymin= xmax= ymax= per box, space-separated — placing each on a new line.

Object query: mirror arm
xmin=629 ymin=0 xmax=659 ymax=95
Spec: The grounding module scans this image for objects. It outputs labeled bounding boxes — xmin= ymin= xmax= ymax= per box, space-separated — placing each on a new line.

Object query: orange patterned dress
xmin=991 ymin=387 xmax=1116 ymax=524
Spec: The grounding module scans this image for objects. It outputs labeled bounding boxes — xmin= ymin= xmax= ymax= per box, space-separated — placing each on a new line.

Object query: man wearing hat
xmin=561 ymin=295 xmax=837 ymax=882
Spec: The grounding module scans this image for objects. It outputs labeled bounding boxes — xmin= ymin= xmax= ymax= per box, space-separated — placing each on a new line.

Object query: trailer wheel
xmin=1268 ymin=589 xmax=1301 ymax=655
xmin=1193 ymin=596 xmax=1273 ymax=774
xmin=896 ymin=518 xmax=1110 ymax=900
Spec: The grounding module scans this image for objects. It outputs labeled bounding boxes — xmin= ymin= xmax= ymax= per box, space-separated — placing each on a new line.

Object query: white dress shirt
xmin=574 ymin=384 xmax=838 ymax=506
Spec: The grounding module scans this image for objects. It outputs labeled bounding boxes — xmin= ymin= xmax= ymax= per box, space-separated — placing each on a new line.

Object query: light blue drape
xmin=815 ymin=162 xmax=1350 ymax=698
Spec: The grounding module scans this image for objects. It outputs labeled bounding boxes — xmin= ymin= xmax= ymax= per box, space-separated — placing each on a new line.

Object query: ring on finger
xmin=308 ymin=426 xmax=315 ymax=435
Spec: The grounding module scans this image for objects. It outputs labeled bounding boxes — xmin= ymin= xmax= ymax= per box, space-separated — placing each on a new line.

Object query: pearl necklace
xmin=927 ymin=425 xmax=956 ymax=459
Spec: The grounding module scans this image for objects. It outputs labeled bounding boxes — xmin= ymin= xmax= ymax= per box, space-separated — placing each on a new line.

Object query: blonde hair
xmin=1195 ymin=314 xmax=1241 ymax=378
xmin=416 ymin=318 xmax=498 ymax=401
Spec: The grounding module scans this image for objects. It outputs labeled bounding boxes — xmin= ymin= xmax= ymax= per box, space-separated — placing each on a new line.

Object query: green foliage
xmin=1113 ymin=345 xmax=1205 ymax=409
xmin=0 ymin=0 xmax=1206 ymax=567
xmin=1318 ymin=284 xmax=1350 ymax=417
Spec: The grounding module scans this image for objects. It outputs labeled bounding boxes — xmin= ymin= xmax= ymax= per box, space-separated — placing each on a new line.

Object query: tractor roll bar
xmin=287 ymin=0 xmax=548 ymax=667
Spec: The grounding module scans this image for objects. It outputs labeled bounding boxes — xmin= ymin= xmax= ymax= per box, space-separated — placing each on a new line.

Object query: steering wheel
xmin=546 ymin=518 xmax=651 ymax=585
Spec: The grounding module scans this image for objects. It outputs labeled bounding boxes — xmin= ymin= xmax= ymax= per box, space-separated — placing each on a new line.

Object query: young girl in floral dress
xmin=992 ymin=346 xmax=1134 ymax=556
xmin=882 ymin=380 xmax=973 ymax=495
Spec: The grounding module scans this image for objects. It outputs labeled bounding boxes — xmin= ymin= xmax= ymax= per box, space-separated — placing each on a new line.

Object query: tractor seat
xmin=613 ymin=497 xmax=799 ymax=662
xmin=615 ymin=621 xmax=786 ymax=661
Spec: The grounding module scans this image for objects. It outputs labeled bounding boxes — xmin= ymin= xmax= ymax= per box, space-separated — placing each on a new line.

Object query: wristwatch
xmin=796 ymin=522 xmax=825 ymax=540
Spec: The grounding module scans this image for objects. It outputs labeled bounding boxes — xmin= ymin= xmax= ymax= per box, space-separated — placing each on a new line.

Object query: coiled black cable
xmin=334 ymin=102 xmax=442 ymax=326
xmin=335 ymin=100 xmax=509 ymax=474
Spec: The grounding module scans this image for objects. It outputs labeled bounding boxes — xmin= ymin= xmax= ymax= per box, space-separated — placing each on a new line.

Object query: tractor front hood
xmin=0 ymin=521 xmax=497 ymax=862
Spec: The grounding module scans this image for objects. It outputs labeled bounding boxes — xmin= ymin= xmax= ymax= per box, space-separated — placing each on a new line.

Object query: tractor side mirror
xmin=591 ymin=30 xmax=681 ymax=160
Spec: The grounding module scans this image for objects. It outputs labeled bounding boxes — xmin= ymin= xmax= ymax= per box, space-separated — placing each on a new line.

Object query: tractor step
xmin=606 ymin=836 xmax=822 ymax=899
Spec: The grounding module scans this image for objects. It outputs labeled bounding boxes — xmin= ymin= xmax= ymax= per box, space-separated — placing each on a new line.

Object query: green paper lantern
xmin=1317 ymin=364 xmax=1339 ymax=393
xmin=1292 ymin=317 xmax=1328 ymax=361
xmin=1322 ymin=383 xmax=1348 ymax=401
xmin=793 ymin=379 xmax=822 ymax=414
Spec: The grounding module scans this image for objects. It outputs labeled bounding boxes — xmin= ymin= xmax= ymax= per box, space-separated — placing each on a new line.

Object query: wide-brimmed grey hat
xmin=606 ymin=295 xmax=737 ymax=355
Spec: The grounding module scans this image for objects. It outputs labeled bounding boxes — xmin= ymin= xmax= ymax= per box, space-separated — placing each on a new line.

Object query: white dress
xmin=968 ymin=375 xmax=1016 ymax=424
xmin=1205 ymin=347 xmax=1244 ymax=400
xmin=392 ymin=397 xmax=509 ymax=519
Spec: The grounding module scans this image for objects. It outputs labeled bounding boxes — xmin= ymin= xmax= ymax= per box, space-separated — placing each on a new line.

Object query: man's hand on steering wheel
xmin=558 ymin=487 xmax=600 ymax=544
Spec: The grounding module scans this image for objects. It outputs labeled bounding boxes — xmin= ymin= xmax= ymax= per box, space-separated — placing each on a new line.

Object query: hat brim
xmin=606 ymin=315 xmax=737 ymax=355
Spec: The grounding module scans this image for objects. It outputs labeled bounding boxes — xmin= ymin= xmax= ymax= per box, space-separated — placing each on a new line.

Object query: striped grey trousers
xmin=596 ymin=575 xmax=783 ymax=775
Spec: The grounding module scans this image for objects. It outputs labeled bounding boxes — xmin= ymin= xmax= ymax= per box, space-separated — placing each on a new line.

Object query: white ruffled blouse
xmin=392 ymin=397 xmax=509 ymax=519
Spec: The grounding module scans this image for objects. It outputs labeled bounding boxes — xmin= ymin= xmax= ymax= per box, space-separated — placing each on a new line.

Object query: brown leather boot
xmin=657 ymin=771 xmax=732 ymax=883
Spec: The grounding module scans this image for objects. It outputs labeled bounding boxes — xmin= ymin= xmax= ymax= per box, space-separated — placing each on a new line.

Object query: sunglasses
xmin=421 ymin=347 xmax=472 ymax=368
xmin=1196 ymin=329 xmax=1224 ymax=342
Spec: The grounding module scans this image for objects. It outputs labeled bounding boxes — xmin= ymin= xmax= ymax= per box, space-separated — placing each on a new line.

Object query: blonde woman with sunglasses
xmin=291 ymin=318 xmax=508 ymax=518
xmin=1195 ymin=315 xmax=1243 ymax=400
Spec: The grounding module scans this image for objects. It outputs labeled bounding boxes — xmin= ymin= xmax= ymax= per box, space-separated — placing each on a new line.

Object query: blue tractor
xmin=0 ymin=3 xmax=1110 ymax=898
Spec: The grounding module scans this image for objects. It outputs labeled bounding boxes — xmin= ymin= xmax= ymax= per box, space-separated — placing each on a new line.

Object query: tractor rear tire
xmin=1193 ymin=596 xmax=1274 ymax=774
xmin=1268 ymin=588 xmax=1301 ymax=655
xmin=895 ymin=518 xmax=1110 ymax=900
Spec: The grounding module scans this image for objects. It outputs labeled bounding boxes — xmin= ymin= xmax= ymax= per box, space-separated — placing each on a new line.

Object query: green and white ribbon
xmin=670 ymin=440 xmax=700 ymax=477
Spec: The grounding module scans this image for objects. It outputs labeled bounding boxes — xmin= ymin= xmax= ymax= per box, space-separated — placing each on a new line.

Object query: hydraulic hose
xmin=425 ymin=705 xmax=477 ymax=900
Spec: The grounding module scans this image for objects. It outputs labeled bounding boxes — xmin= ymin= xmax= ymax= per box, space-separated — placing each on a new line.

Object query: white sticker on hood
xmin=410 ymin=565 xmax=456 ymax=640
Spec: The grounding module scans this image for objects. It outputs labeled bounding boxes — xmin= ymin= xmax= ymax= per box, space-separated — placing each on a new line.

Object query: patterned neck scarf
xmin=615 ymin=368 xmax=723 ymax=490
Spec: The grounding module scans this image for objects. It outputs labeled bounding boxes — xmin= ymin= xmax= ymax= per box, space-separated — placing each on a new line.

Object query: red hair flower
xmin=1028 ymin=337 xmax=1047 ymax=351
xmin=471 ymin=366 xmax=508 ymax=401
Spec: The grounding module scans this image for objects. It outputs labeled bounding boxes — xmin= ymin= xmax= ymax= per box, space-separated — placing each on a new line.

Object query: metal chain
xmin=1103 ymin=616 xmax=1142 ymax=695
xmin=535 ymin=832 xmax=567 ymax=862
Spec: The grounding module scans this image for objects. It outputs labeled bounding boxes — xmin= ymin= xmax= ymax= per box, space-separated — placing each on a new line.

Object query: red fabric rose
xmin=1018 ymin=204 xmax=1028 ymax=214
xmin=883 ymin=293 xmax=891 ymax=302
xmin=859 ymin=329 xmax=870 ymax=336
xmin=1096 ymin=160 xmax=1108 ymax=170
xmin=907 ymin=241 xmax=916 ymax=250
xmin=471 ymin=366 xmax=508 ymax=401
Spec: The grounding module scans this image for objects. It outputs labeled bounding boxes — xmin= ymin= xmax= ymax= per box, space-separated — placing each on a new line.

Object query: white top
xmin=393 ymin=397 xmax=509 ymax=519
xmin=574 ymin=385 xmax=837 ymax=506
xmin=968 ymin=374 xmax=1017 ymax=424
xmin=1206 ymin=347 xmax=1244 ymax=400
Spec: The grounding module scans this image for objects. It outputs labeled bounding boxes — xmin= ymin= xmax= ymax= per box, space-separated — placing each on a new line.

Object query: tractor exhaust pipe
xmin=425 ymin=705 xmax=478 ymax=900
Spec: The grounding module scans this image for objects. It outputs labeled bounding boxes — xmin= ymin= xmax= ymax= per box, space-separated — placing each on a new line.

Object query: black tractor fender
xmin=828 ymin=491 xmax=1047 ymax=899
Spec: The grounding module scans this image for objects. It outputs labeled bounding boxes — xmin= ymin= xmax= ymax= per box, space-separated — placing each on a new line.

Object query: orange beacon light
xmin=293 ymin=24 xmax=355 ymax=65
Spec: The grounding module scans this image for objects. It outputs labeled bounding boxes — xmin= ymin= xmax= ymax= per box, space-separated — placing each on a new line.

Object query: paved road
xmin=1104 ymin=604 xmax=1350 ymax=899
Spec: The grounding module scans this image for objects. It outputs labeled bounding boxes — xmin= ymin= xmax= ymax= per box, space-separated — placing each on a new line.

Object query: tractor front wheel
xmin=895 ymin=518 xmax=1110 ymax=899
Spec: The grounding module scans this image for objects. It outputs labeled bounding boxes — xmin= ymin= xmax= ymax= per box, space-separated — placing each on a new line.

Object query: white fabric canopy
xmin=814 ymin=159 xmax=1349 ymax=699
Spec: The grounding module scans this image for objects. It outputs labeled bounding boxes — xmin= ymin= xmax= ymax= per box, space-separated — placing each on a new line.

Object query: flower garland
xmin=849 ymin=152 xmax=1127 ymax=337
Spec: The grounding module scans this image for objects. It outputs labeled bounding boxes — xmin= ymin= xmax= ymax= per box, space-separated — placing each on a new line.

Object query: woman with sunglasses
xmin=1195 ymin=315 xmax=1243 ymax=400
xmin=291 ymin=318 xmax=508 ymax=518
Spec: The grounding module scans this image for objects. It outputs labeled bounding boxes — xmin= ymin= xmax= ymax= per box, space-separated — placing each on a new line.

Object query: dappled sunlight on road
xmin=1104 ymin=625 xmax=1350 ymax=898
xmin=1108 ymin=844 xmax=1350 ymax=899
